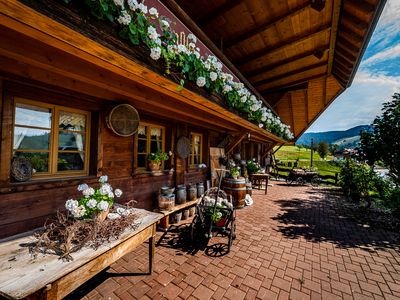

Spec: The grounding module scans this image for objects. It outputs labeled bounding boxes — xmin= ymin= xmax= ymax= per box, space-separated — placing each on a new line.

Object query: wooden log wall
xmin=0 ymin=80 xmax=221 ymax=239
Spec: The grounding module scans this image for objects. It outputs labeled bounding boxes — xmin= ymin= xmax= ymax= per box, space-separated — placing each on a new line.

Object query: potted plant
xmin=230 ymin=166 xmax=240 ymax=179
xmin=148 ymin=150 xmax=169 ymax=171
xmin=246 ymin=160 xmax=260 ymax=175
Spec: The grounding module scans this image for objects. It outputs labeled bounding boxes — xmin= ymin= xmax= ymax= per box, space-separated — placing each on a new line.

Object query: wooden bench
xmin=0 ymin=209 xmax=163 ymax=300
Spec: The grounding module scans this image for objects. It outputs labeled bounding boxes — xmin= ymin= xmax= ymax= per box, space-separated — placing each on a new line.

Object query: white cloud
xmin=363 ymin=43 xmax=400 ymax=65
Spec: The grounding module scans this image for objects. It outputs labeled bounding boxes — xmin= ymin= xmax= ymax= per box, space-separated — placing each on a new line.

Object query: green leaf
xmin=129 ymin=23 xmax=137 ymax=35
xmin=129 ymin=32 xmax=140 ymax=45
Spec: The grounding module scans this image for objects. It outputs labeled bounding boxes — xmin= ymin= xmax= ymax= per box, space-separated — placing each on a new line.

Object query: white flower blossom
xmin=97 ymin=201 xmax=109 ymax=211
xmin=99 ymin=175 xmax=108 ymax=183
xmin=77 ymin=183 xmax=88 ymax=191
xmin=117 ymin=10 xmax=132 ymax=25
xmin=223 ymin=84 xmax=232 ymax=93
xmin=108 ymin=191 xmax=115 ymax=198
xmin=113 ymin=0 xmax=124 ymax=7
xmin=83 ymin=187 xmax=95 ymax=198
xmin=177 ymin=44 xmax=187 ymax=54
xmin=99 ymin=184 xmax=111 ymax=195
xmin=210 ymin=72 xmax=218 ymax=82
xmin=187 ymin=33 xmax=197 ymax=43
xmin=150 ymin=47 xmax=162 ymax=60
xmin=148 ymin=7 xmax=158 ymax=18
xmin=241 ymin=96 xmax=247 ymax=103
xmin=204 ymin=61 xmax=211 ymax=70
xmin=188 ymin=42 xmax=196 ymax=50
xmin=72 ymin=205 xmax=86 ymax=218
xmin=86 ymin=198 xmax=97 ymax=209
xmin=147 ymin=26 xmax=159 ymax=41
xmin=196 ymin=76 xmax=206 ymax=87
xmin=65 ymin=199 xmax=78 ymax=212
xmin=138 ymin=3 xmax=148 ymax=14
xmin=127 ymin=0 xmax=138 ymax=11
xmin=160 ymin=19 xmax=170 ymax=30
xmin=115 ymin=189 xmax=123 ymax=197
xmin=259 ymin=123 xmax=264 ymax=128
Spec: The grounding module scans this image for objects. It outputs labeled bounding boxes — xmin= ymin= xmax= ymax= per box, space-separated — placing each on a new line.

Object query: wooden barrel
xmin=222 ymin=177 xmax=246 ymax=208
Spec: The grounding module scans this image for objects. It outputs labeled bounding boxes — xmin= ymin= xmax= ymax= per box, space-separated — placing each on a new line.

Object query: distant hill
xmin=296 ymin=125 xmax=372 ymax=148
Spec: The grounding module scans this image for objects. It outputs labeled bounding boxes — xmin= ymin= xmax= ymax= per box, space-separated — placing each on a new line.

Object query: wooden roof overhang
xmin=164 ymin=0 xmax=386 ymax=140
xmin=0 ymin=1 xmax=286 ymax=144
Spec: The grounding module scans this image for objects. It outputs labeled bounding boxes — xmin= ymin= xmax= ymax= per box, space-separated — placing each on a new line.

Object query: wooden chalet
xmin=0 ymin=0 xmax=384 ymax=238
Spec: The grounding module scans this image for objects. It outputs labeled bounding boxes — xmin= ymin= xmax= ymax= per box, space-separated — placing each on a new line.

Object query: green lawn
xmin=273 ymin=146 xmax=340 ymax=180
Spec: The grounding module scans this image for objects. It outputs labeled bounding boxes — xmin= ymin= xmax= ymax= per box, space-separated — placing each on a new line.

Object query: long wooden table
xmin=0 ymin=209 xmax=163 ymax=300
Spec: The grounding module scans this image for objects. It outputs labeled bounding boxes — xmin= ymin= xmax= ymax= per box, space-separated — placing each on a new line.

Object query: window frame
xmin=12 ymin=98 xmax=91 ymax=179
xmin=189 ymin=132 xmax=203 ymax=167
xmin=136 ymin=122 xmax=166 ymax=171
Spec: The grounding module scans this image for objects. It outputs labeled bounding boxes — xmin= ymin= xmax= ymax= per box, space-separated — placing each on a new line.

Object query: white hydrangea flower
xmin=65 ymin=199 xmax=78 ymax=212
xmin=210 ymin=72 xmax=217 ymax=82
xmin=99 ymin=184 xmax=111 ymax=195
xmin=204 ymin=61 xmax=211 ymax=70
xmin=97 ymin=201 xmax=109 ymax=211
xmin=114 ymin=189 xmax=123 ymax=197
xmin=241 ymin=96 xmax=247 ymax=103
xmin=138 ymin=3 xmax=148 ymax=14
xmin=113 ymin=0 xmax=124 ymax=7
xmin=72 ymin=205 xmax=86 ymax=218
xmin=259 ymin=123 xmax=264 ymax=128
xmin=223 ymin=84 xmax=232 ymax=93
xmin=77 ymin=183 xmax=88 ymax=191
xmin=147 ymin=26 xmax=159 ymax=40
xmin=127 ymin=0 xmax=138 ymax=11
xmin=196 ymin=76 xmax=206 ymax=87
xmin=160 ymin=19 xmax=170 ymax=30
xmin=83 ymin=187 xmax=95 ymax=198
xmin=108 ymin=191 xmax=114 ymax=198
xmin=193 ymin=51 xmax=200 ymax=59
xmin=150 ymin=47 xmax=161 ymax=60
xmin=117 ymin=10 xmax=131 ymax=25
xmin=188 ymin=42 xmax=196 ymax=50
xmin=149 ymin=7 xmax=158 ymax=18
xmin=154 ymin=38 xmax=162 ymax=46
xmin=99 ymin=175 xmax=108 ymax=183
xmin=261 ymin=115 xmax=267 ymax=122
xmin=187 ymin=33 xmax=197 ymax=43
xmin=177 ymin=44 xmax=187 ymax=54
xmin=86 ymin=198 xmax=97 ymax=209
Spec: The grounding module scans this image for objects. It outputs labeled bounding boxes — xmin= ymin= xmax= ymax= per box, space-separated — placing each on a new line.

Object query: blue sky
xmin=305 ymin=0 xmax=400 ymax=133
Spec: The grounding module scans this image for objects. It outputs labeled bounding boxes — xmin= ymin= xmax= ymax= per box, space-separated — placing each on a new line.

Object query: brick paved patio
xmin=68 ymin=182 xmax=400 ymax=300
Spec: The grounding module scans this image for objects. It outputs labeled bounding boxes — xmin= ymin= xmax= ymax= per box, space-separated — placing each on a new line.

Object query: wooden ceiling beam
xmin=259 ymin=73 xmax=326 ymax=94
xmin=336 ymin=44 xmax=357 ymax=62
xmin=253 ymin=61 xmax=327 ymax=87
xmin=224 ymin=1 xmax=311 ymax=49
xmin=339 ymin=23 xmax=364 ymax=44
xmin=336 ymin=39 xmax=359 ymax=55
xmin=333 ymin=65 xmax=350 ymax=79
xmin=197 ymin=0 xmax=242 ymax=27
xmin=327 ymin=0 xmax=341 ymax=75
xmin=335 ymin=59 xmax=353 ymax=72
xmin=341 ymin=11 xmax=369 ymax=32
xmin=245 ymin=45 xmax=329 ymax=79
xmin=265 ymin=82 xmax=308 ymax=96
xmin=343 ymin=0 xmax=375 ymax=16
xmin=236 ymin=25 xmax=331 ymax=67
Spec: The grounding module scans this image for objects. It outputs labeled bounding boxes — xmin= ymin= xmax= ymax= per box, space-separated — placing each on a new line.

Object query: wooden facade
xmin=0 ymin=0 xmax=384 ymax=238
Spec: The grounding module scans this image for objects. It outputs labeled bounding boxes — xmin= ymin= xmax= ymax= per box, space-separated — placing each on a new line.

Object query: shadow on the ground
xmin=272 ymin=189 xmax=400 ymax=251
xmin=156 ymin=223 xmax=231 ymax=257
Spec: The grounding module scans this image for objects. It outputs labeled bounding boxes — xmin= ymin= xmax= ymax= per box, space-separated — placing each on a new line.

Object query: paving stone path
xmin=70 ymin=182 xmax=400 ymax=300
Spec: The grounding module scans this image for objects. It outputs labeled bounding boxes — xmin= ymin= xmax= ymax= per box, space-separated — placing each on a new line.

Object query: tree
xmin=360 ymin=92 xmax=400 ymax=185
xmin=317 ymin=141 xmax=329 ymax=159
xmin=329 ymin=143 xmax=338 ymax=155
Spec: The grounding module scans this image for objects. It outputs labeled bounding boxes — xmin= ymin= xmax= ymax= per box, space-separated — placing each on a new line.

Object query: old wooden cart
xmin=286 ymin=168 xmax=320 ymax=187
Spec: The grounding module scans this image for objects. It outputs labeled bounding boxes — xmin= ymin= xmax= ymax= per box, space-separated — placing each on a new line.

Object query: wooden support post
xmin=225 ymin=132 xmax=247 ymax=155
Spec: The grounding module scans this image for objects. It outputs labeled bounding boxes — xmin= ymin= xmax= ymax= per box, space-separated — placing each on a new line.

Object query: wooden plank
xmin=327 ymin=0 xmax=342 ymax=74
xmin=235 ymin=25 xmax=331 ymax=66
xmin=245 ymin=45 xmax=329 ymax=79
xmin=47 ymin=225 xmax=154 ymax=299
xmin=224 ymin=1 xmax=311 ymax=49
xmin=198 ymin=0 xmax=242 ymax=27
xmin=0 ymin=90 xmax=13 ymax=185
xmin=288 ymin=92 xmax=295 ymax=136
xmin=0 ymin=209 xmax=163 ymax=299
xmin=253 ymin=61 xmax=327 ymax=87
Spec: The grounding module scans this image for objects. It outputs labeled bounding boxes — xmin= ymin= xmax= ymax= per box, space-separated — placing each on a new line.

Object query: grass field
xmin=273 ymin=146 xmax=340 ymax=178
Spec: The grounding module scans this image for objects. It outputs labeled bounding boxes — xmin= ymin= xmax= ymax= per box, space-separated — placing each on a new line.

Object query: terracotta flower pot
xmin=96 ymin=209 xmax=109 ymax=222
xmin=148 ymin=161 xmax=161 ymax=171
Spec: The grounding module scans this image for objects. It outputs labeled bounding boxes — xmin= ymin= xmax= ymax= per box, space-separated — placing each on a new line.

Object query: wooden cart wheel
xmin=296 ymin=177 xmax=304 ymax=185
xmin=311 ymin=176 xmax=320 ymax=187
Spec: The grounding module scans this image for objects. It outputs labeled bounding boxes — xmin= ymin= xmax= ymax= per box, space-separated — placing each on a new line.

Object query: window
xmin=137 ymin=122 xmax=165 ymax=170
xmin=189 ymin=133 xmax=202 ymax=166
xmin=13 ymin=98 xmax=90 ymax=178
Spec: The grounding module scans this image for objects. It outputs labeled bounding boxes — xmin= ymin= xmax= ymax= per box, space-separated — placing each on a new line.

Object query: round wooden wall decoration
xmin=106 ymin=104 xmax=140 ymax=137
xmin=177 ymin=136 xmax=191 ymax=159
xmin=11 ymin=157 xmax=33 ymax=182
